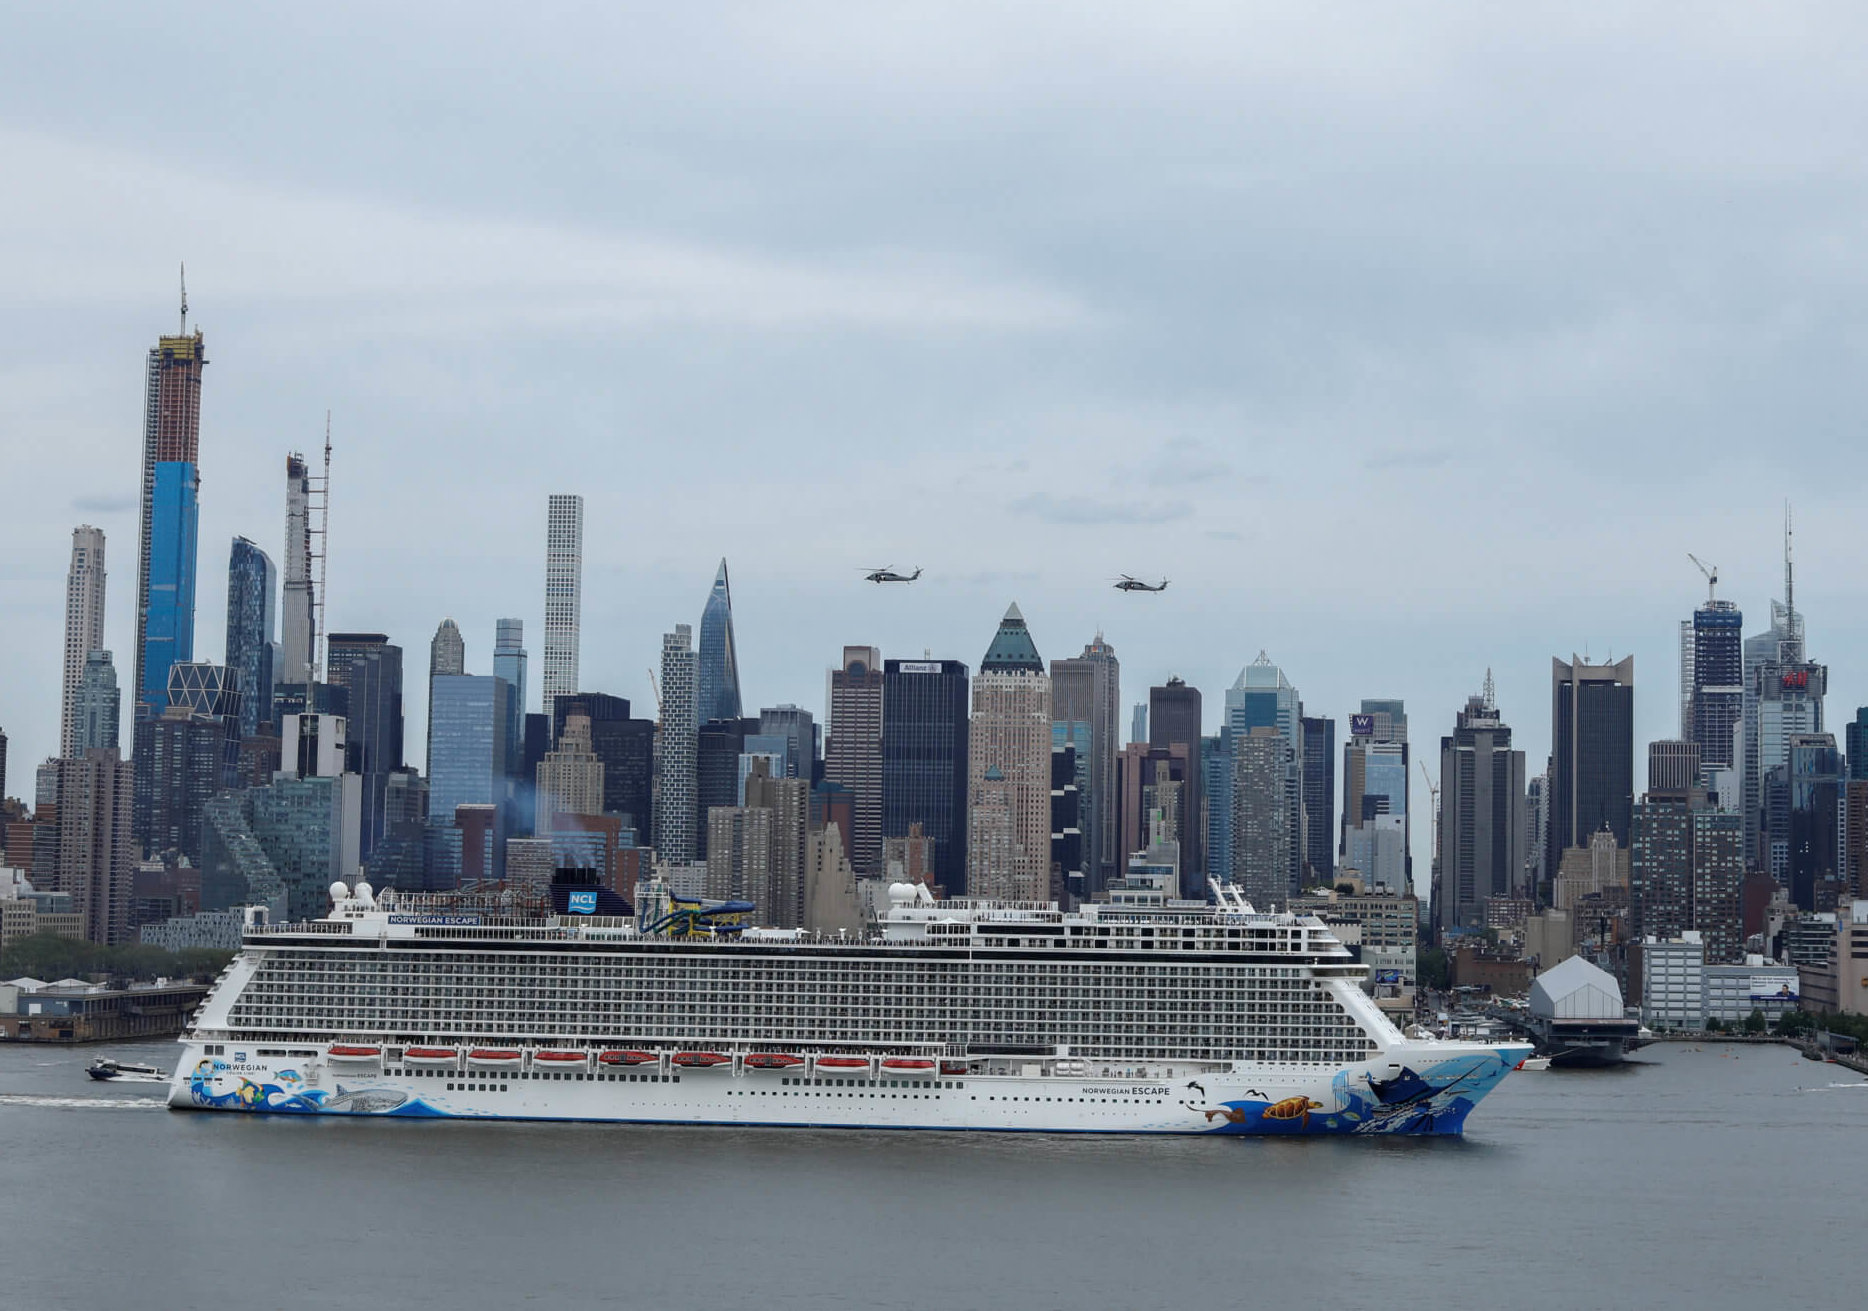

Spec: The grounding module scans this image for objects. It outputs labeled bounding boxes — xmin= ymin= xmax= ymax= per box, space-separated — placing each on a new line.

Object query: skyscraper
xmin=279 ymin=453 xmax=316 ymax=690
xmin=1341 ymin=699 xmax=1411 ymax=894
xmin=134 ymin=313 xmax=205 ymax=722
xmin=655 ymin=625 xmax=699 ymax=864
xmin=553 ymin=693 xmax=657 ymax=839
xmin=62 ymin=526 xmax=108 ymax=758
xmin=1299 ymin=715 xmax=1335 ymax=884
xmin=1742 ymin=518 xmax=1825 ymax=870
xmin=697 ymin=560 xmax=743 ymax=725
xmin=1231 ymin=728 xmax=1290 ymax=909
xmin=1225 ymin=654 xmax=1304 ymax=897
xmin=542 ymin=494 xmax=584 ymax=716
xmin=1149 ymin=677 xmax=1203 ymax=895
xmin=1683 ymin=588 xmax=1743 ymax=786
xmin=494 ymin=619 xmax=528 ymax=758
xmin=1437 ymin=688 xmax=1527 ymax=932
xmin=1787 ymin=732 xmax=1843 ymax=910
xmin=967 ymin=605 xmax=1053 ymax=902
xmin=825 ymin=646 xmax=884 ymax=876
xmin=1632 ymin=790 xmax=1743 ymax=964
xmin=758 ymin=704 xmax=816 ymax=783
xmin=327 ymin=632 xmax=404 ymax=859
xmin=224 ymin=536 xmax=278 ymax=739
xmin=1548 ymin=655 xmax=1635 ymax=878
xmin=1049 ymin=635 xmax=1120 ymax=894
xmin=427 ymin=673 xmax=514 ymax=886
xmin=51 ymin=748 xmax=137 ymax=944
xmin=744 ymin=759 xmax=809 ymax=927
xmin=426 ymin=618 xmax=465 ymax=776
xmin=882 ymin=658 xmax=970 ymax=894
xmin=74 ymin=652 xmax=121 ymax=756
xmin=536 ymin=713 xmax=605 ymax=834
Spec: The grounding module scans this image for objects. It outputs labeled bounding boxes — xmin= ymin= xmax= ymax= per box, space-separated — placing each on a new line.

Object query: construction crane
xmin=645 ymin=667 xmax=664 ymax=717
xmin=1419 ymin=759 xmax=1441 ymax=870
xmin=1687 ymin=552 xmax=1718 ymax=603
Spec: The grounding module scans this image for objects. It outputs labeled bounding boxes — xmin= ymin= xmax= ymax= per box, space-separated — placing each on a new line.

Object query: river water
xmin=2 ymin=1040 xmax=1861 ymax=1310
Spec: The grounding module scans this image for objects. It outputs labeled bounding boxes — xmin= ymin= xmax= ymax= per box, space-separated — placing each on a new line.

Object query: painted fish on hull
xmin=1183 ymin=1051 xmax=1518 ymax=1136
xmin=186 ymin=1060 xmax=442 ymax=1117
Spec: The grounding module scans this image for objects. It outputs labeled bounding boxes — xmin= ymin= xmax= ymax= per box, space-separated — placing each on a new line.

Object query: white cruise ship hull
xmin=167 ymin=1041 xmax=1526 ymax=1136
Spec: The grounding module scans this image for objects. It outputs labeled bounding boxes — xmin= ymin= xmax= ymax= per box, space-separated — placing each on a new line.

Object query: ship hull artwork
xmin=169 ymin=879 xmax=1528 ymax=1136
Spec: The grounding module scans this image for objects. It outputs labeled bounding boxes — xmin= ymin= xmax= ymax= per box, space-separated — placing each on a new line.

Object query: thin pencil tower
xmin=309 ymin=415 xmax=332 ymax=680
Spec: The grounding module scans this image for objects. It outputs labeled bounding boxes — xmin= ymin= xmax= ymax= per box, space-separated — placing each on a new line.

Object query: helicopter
xmin=864 ymin=566 xmax=923 ymax=584
xmin=1114 ymin=574 xmax=1169 ymax=593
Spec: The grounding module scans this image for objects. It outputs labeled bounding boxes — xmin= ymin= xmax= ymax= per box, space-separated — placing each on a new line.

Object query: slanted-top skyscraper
xmin=133 ymin=289 xmax=205 ymax=721
xmin=62 ymin=526 xmax=108 ymax=758
xmin=542 ymin=494 xmax=583 ymax=716
xmin=967 ymin=604 xmax=1053 ymax=902
xmin=698 ymin=559 xmax=742 ymax=725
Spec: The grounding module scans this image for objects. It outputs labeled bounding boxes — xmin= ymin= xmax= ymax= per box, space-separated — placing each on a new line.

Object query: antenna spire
xmin=1482 ymin=668 xmax=1496 ymax=711
xmin=1784 ymin=500 xmax=1794 ymax=622
xmin=179 ymin=262 xmax=189 ymax=335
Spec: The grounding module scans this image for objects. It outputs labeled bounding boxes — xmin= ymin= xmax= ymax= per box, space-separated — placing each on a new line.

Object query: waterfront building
xmin=74 ymin=652 xmax=121 ymax=756
xmin=224 ymin=537 xmax=278 ymax=740
xmin=542 ymin=494 xmax=583 ymax=715
xmin=1794 ymin=900 xmax=1868 ymax=1015
xmin=1149 ymin=677 xmax=1203 ymax=894
xmin=1050 ymin=635 xmax=1120 ymax=895
xmin=966 ymin=606 xmax=1053 ymax=903
xmin=1300 ymin=715 xmax=1335 ymax=885
xmin=1548 ymin=655 xmax=1635 ymax=880
xmin=536 ymin=714 xmax=605 ymax=835
xmin=62 ymin=526 xmax=108 ymax=758
xmin=654 ymin=626 xmax=699 ymax=864
xmin=278 ymin=454 xmax=317 ymax=690
xmin=881 ymin=657 xmax=970 ymax=895
xmin=1225 ymin=655 xmax=1305 ymax=897
xmin=1231 ymin=727 xmax=1291 ymax=910
xmin=1637 ymin=933 xmax=1706 ymax=1030
xmin=697 ymin=560 xmax=743 ymax=725
xmin=50 ymin=749 xmax=137 ymax=944
xmin=1437 ymin=687 xmax=1526 ymax=932
xmin=133 ymin=323 xmax=206 ymax=721
xmin=825 ymin=646 xmax=884 ymax=876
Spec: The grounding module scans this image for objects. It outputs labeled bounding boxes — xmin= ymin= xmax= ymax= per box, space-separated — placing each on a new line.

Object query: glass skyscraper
xmin=427 ymin=673 xmax=514 ymax=885
xmin=139 ymin=460 xmax=199 ymax=716
xmin=882 ymin=658 xmax=970 ymax=895
xmin=697 ymin=559 xmax=742 ymax=724
xmin=225 ymin=536 xmax=278 ymax=739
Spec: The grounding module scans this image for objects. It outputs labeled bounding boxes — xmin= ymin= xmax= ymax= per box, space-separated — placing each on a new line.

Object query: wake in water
xmin=1800 ymin=1081 xmax=1868 ymax=1092
xmin=0 ymin=1094 xmax=166 ymax=1110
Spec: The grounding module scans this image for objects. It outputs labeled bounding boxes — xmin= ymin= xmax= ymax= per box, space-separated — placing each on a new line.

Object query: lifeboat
xmin=533 ymin=1049 xmax=588 ymax=1067
xmin=672 ymin=1051 xmax=731 ymax=1068
xmin=744 ymin=1053 xmax=804 ymax=1071
xmin=815 ymin=1055 xmax=872 ymax=1074
xmin=939 ymin=1060 xmax=968 ymax=1077
xmin=881 ymin=1057 xmax=937 ymax=1074
xmin=466 ymin=1048 xmax=523 ymax=1067
xmin=402 ymin=1047 xmax=458 ymax=1067
xmin=327 ymin=1045 xmax=381 ymax=1061
xmin=597 ymin=1050 xmax=659 ymax=1067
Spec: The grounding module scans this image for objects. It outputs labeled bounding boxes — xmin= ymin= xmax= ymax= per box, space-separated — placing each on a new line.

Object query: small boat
xmin=1514 ymin=1055 xmax=1552 ymax=1072
xmin=466 ymin=1048 xmax=523 ymax=1067
xmin=597 ymin=1050 xmax=659 ymax=1066
xmin=815 ymin=1055 xmax=871 ymax=1073
xmin=672 ymin=1051 xmax=731 ymax=1068
xmin=881 ymin=1057 xmax=936 ymax=1074
xmin=327 ymin=1045 xmax=382 ymax=1061
xmin=744 ymin=1053 xmax=805 ymax=1071
xmin=87 ymin=1059 xmax=168 ymax=1083
xmin=533 ymin=1050 xmax=588 ymax=1067
xmin=939 ymin=1060 xmax=968 ymax=1077
xmin=402 ymin=1047 xmax=459 ymax=1067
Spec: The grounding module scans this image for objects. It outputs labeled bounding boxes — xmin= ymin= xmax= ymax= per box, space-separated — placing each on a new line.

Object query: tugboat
xmin=87 ymin=1059 xmax=169 ymax=1083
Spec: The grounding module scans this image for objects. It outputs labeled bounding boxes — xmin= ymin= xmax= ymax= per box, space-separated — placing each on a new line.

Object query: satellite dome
xmin=330 ymin=881 xmax=350 ymax=903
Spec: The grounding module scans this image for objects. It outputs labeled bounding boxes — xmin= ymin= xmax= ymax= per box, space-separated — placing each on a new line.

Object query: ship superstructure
xmin=169 ymin=880 xmax=1527 ymax=1135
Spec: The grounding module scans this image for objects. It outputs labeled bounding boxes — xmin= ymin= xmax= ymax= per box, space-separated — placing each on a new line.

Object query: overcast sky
xmin=4 ymin=5 xmax=1867 ymax=884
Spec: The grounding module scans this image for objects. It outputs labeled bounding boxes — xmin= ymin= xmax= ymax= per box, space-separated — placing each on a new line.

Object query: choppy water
xmin=2 ymin=1040 xmax=1862 ymax=1310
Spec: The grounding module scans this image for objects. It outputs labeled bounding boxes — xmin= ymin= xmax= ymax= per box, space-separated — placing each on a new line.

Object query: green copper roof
xmin=981 ymin=602 xmax=1044 ymax=673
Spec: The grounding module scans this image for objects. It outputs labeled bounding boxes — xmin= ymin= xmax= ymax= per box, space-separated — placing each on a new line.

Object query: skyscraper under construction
xmin=134 ymin=287 xmax=206 ymax=721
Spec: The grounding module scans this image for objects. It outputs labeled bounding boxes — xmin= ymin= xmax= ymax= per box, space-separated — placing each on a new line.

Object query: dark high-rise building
xmin=134 ymin=315 xmax=206 ymax=721
xmin=697 ymin=717 xmax=758 ymax=858
xmin=1299 ymin=715 xmax=1335 ymax=884
xmin=553 ymin=693 xmax=656 ymax=840
xmin=1631 ymin=790 xmax=1744 ymax=964
xmin=697 ymin=559 xmax=742 ymax=724
xmin=327 ymin=633 xmax=404 ymax=859
xmin=224 ymin=536 xmax=277 ymax=740
xmin=1050 ymin=636 xmax=1121 ymax=894
xmin=132 ymin=661 xmax=242 ymax=859
xmin=1847 ymin=708 xmax=1868 ymax=780
xmin=1684 ymin=595 xmax=1743 ymax=778
xmin=1788 ymin=733 xmax=1843 ymax=911
xmin=759 ymin=705 xmax=817 ymax=783
xmin=1437 ymin=690 xmax=1527 ymax=933
xmin=882 ymin=658 xmax=970 ymax=895
xmin=1149 ymin=677 xmax=1203 ymax=896
xmin=1548 ymin=655 xmax=1635 ymax=879
xmin=1647 ymin=740 xmax=1700 ymax=794
xmin=1051 ymin=743 xmax=1082 ymax=899
xmin=427 ymin=673 xmax=514 ymax=885
xmin=825 ymin=646 xmax=885 ymax=877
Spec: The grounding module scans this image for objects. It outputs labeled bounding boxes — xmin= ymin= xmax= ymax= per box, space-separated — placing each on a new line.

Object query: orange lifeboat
xmin=402 ymin=1047 xmax=458 ymax=1067
xmin=815 ymin=1055 xmax=872 ymax=1074
xmin=672 ymin=1051 xmax=731 ymax=1068
xmin=533 ymin=1049 xmax=588 ymax=1067
xmin=466 ymin=1048 xmax=523 ymax=1067
xmin=881 ymin=1057 xmax=936 ymax=1074
xmin=327 ymin=1045 xmax=381 ymax=1061
xmin=745 ymin=1053 xmax=804 ymax=1071
xmin=939 ymin=1060 xmax=968 ymax=1076
xmin=597 ymin=1050 xmax=659 ymax=1066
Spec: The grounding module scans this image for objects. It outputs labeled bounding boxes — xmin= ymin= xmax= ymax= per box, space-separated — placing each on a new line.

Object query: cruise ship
xmin=168 ymin=877 xmax=1529 ymax=1135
